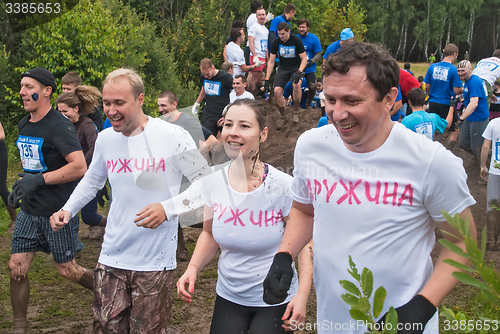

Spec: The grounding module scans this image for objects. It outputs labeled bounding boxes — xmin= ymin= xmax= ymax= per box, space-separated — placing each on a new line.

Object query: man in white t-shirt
xmin=50 ymin=69 xmax=209 ymax=333
xmin=227 ymin=28 xmax=264 ymax=77
xmin=263 ymin=42 xmax=477 ymax=334
xmin=473 ymin=49 xmax=500 ymax=104
xmin=230 ymin=75 xmax=255 ymax=103
xmin=248 ymin=7 xmax=269 ymax=96
xmin=481 ymin=118 xmax=500 ymax=250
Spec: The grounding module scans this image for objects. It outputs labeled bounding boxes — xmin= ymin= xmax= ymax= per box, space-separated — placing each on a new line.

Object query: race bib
xmin=204 ymin=80 xmax=222 ymax=96
xmin=260 ymin=39 xmax=268 ymax=53
xmin=17 ymin=135 xmax=47 ymax=172
xmin=432 ymin=66 xmax=449 ymax=81
xmin=279 ymin=45 xmax=296 ymax=58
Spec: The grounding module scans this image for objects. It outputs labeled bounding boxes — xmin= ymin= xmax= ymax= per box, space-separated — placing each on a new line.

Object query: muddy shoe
xmin=167 ymin=327 xmax=181 ymax=334
xmin=276 ymin=117 xmax=286 ymax=130
xmin=13 ymin=318 xmax=27 ymax=334
xmin=88 ymin=226 xmax=105 ymax=240
xmin=292 ymin=111 xmax=299 ymax=123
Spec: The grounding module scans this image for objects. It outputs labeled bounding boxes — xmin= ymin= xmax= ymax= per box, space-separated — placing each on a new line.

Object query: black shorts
xmin=273 ymin=68 xmax=299 ymax=89
xmin=428 ymin=101 xmax=457 ymax=131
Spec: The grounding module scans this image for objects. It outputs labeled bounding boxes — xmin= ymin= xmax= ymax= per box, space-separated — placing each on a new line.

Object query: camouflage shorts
xmin=92 ymin=263 xmax=174 ymax=334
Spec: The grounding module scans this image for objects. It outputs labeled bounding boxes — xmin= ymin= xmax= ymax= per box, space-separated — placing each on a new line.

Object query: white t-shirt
xmin=246 ymin=13 xmax=257 ymax=47
xmin=473 ymin=56 xmax=500 ymax=86
xmin=483 ymin=117 xmax=500 ymax=175
xmin=229 ymin=90 xmax=255 ymax=103
xmin=202 ymin=163 xmax=298 ymax=307
xmin=63 ymin=117 xmax=209 ymax=271
xmin=248 ymin=22 xmax=268 ymax=59
xmin=291 ymin=123 xmax=475 ymax=334
xmin=226 ymin=42 xmax=246 ymax=77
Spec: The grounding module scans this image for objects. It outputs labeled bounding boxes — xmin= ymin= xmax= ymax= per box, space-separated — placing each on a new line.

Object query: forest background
xmin=0 ymin=0 xmax=500 ymax=133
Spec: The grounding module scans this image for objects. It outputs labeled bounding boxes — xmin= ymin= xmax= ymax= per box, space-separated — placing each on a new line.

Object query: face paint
xmin=31 ymin=93 xmax=38 ymax=101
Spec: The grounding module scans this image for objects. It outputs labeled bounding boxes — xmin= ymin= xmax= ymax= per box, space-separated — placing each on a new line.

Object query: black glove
xmin=456 ymin=118 xmax=464 ymax=130
xmin=377 ymin=295 xmax=437 ymax=334
xmin=306 ymin=60 xmax=313 ymax=68
xmin=263 ymin=80 xmax=270 ymax=93
xmin=291 ymin=71 xmax=304 ymax=84
xmin=8 ymin=172 xmax=45 ymax=208
xmin=263 ymin=252 xmax=293 ymax=305
xmin=96 ymin=186 xmax=109 ymax=207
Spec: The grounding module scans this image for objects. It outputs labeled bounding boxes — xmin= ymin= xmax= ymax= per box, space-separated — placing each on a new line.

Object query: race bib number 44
xmin=17 ymin=136 xmax=47 ymax=172
xmin=204 ymin=80 xmax=222 ymax=96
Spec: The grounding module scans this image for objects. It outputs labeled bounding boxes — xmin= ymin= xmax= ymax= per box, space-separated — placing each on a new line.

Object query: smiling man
xmin=263 ymin=42 xmax=477 ymax=334
xmin=8 ymin=67 xmax=91 ymax=334
xmin=50 ymin=68 xmax=209 ymax=333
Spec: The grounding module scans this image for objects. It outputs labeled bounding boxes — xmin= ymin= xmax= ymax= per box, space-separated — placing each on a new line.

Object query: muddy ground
xmin=0 ymin=100 xmax=499 ymax=333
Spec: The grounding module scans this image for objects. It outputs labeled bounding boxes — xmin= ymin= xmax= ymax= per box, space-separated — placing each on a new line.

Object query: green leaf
xmin=452 ymin=272 xmax=488 ymax=290
xmin=339 ymin=280 xmax=362 ymax=297
xmin=373 ymin=286 xmax=386 ymax=319
xmin=341 ymin=293 xmax=360 ymax=308
xmin=358 ymin=297 xmax=370 ymax=314
xmin=349 ymin=309 xmax=370 ymax=322
xmin=385 ymin=307 xmax=398 ymax=334
xmin=348 ymin=255 xmax=361 ymax=281
xmin=439 ymin=305 xmax=456 ymax=321
xmin=442 ymin=259 xmax=477 ymax=272
xmin=361 ymin=268 xmax=374 ymax=298
xmin=438 ymin=239 xmax=471 ymax=259
xmin=481 ymin=228 xmax=487 ymax=262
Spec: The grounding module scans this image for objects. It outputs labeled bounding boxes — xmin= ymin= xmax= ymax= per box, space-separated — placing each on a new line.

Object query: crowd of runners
xmin=3 ymin=0 xmax=500 ymax=333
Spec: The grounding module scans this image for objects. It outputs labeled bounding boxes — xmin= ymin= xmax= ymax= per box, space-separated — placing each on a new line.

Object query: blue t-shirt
xmin=463 ymin=74 xmax=489 ymax=122
xmin=269 ymin=14 xmax=289 ymax=35
xmin=297 ymin=32 xmax=322 ymax=74
xmin=391 ymin=85 xmax=404 ymax=121
xmin=317 ymin=116 xmax=328 ymax=128
xmin=401 ymin=110 xmax=448 ymax=140
xmin=283 ymin=79 xmax=308 ymax=109
xmin=103 ymin=118 xmax=112 ymax=129
xmin=424 ymin=62 xmax=462 ymax=105
xmin=323 ymin=40 xmax=341 ymax=60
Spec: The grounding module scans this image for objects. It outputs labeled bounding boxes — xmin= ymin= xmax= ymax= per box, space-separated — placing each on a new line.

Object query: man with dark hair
xmin=268 ymin=3 xmax=296 ymax=48
xmin=8 ymin=67 xmax=92 ymax=333
xmin=227 ymin=28 xmax=263 ymax=77
xmin=263 ymin=42 xmax=476 ymax=334
xmin=192 ymin=58 xmax=233 ymax=137
xmin=402 ymin=87 xmax=449 ymax=140
xmin=223 ymin=20 xmax=245 ymax=62
xmin=297 ymin=18 xmax=322 ymax=107
xmin=265 ymin=22 xmax=307 ymax=129
xmin=424 ymin=43 xmax=463 ymax=150
xmin=457 ymin=60 xmax=490 ymax=168
xmin=472 ymin=49 xmax=500 ymax=104
xmin=230 ymin=75 xmax=255 ymax=102
xmin=61 ymin=71 xmax=105 ymax=131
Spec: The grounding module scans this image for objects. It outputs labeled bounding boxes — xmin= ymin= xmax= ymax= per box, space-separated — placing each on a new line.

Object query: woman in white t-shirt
xmin=177 ymin=99 xmax=313 ymax=333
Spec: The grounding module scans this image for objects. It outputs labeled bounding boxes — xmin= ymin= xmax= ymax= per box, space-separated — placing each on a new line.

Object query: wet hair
xmin=200 ymin=58 xmax=214 ymax=69
xmin=443 ymin=44 xmax=459 ymax=57
xmin=493 ymin=49 xmax=500 ymax=58
xmin=61 ymin=72 xmax=82 ymax=87
xmin=406 ymin=87 xmax=426 ymax=107
xmin=56 ymin=85 xmax=101 ymax=115
xmin=234 ymin=74 xmax=247 ymax=84
xmin=221 ymin=62 xmax=234 ymax=72
xmin=232 ymin=20 xmax=244 ymax=29
xmin=277 ymin=22 xmax=290 ymax=32
xmin=158 ymin=90 xmax=178 ymax=104
xmin=104 ymin=68 xmax=144 ymax=99
xmin=297 ymin=18 xmax=310 ymax=28
xmin=230 ymin=28 xmax=243 ymax=43
xmin=323 ymin=41 xmax=400 ymax=102
xmin=225 ymin=99 xmax=267 ymax=131
xmin=250 ymin=0 xmax=263 ymax=13
xmin=284 ymin=4 xmax=296 ymax=14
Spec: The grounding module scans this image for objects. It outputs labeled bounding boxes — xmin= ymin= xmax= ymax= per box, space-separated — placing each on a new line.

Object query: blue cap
xmin=340 ymin=28 xmax=354 ymax=41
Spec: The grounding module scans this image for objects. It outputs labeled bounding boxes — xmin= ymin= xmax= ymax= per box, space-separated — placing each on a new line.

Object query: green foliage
xmin=340 ymin=255 xmax=398 ymax=333
xmin=440 ymin=305 xmax=496 ymax=333
xmin=438 ymin=211 xmax=500 ymax=307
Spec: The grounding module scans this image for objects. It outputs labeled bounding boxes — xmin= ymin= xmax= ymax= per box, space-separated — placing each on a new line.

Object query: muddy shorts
xmin=11 ymin=209 xmax=83 ymax=263
xmin=487 ymin=174 xmax=500 ymax=211
xmin=92 ymin=263 xmax=175 ymax=334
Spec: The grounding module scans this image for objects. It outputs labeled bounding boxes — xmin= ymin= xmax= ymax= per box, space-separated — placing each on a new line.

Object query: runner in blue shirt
xmin=322 ymin=28 xmax=354 ymax=63
xmin=297 ymin=18 xmax=322 ymax=107
xmin=268 ymin=3 xmax=296 ymax=49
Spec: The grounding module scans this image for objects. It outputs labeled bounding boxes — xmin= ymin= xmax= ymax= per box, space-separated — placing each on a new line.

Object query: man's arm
xmin=195 ymin=87 xmax=206 ymax=104
xmin=298 ymin=52 xmax=307 ymax=73
xmin=310 ymin=52 xmax=322 ymax=66
xmin=43 ymin=151 xmax=87 ymax=185
xmin=266 ymin=53 xmax=277 ymax=80
xmin=460 ymin=97 xmax=479 ymax=120
xmin=419 ymin=207 xmax=476 ymax=306
xmin=249 ymin=36 xmax=257 ymax=57
xmin=425 ymin=83 xmax=431 ymax=96
xmin=480 ymin=139 xmax=492 ymax=181
xmin=454 ymin=87 xmax=464 ymax=95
